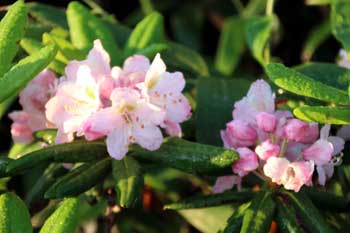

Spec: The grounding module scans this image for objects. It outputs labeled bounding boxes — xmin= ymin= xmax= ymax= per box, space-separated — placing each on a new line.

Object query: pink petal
xmin=212 ymin=176 xmax=241 ymax=193
xmin=263 ymin=157 xmax=289 ymax=184
xmin=256 ymin=112 xmax=277 ymax=133
xmin=302 ymin=139 xmax=333 ymax=165
xmin=106 ymin=127 xmax=130 ymax=160
xmin=232 ymin=147 xmax=259 ymax=177
xmin=145 ymin=53 xmax=166 ymax=88
xmin=133 ymin=123 xmax=163 ymax=151
xmin=123 ymin=55 xmax=150 ymax=73
xmin=328 ymin=136 xmax=345 ymax=155
xmin=164 ymin=121 xmax=182 ymax=137
xmin=255 ymin=139 xmax=280 ymax=160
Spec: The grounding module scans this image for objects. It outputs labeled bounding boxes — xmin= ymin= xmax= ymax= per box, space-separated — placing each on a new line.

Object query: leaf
xmin=33 ymin=129 xmax=57 ymax=145
xmin=0 ymin=0 xmax=27 ymax=77
xmin=27 ymin=2 xmax=68 ymax=29
xmin=196 ymin=78 xmax=251 ymax=146
xmin=162 ymin=42 xmax=209 ymax=77
xmin=130 ymin=137 xmax=239 ymax=175
xmin=40 ymin=198 xmax=80 ymax=233
xmin=0 ymin=44 xmax=58 ymax=103
xmin=164 ymin=191 xmax=253 ymax=210
xmin=283 ymin=191 xmax=334 ymax=233
xmin=45 ymin=158 xmax=111 ymax=198
xmin=0 ymin=95 xmax=16 ymax=120
xmin=131 ymin=43 xmax=169 ymax=59
xmin=275 ymin=197 xmax=305 ymax=233
xmin=124 ymin=11 xmax=164 ymax=57
xmin=331 ymin=0 xmax=350 ymax=52
xmin=221 ymin=203 xmax=250 ymax=233
xmin=112 ymin=157 xmax=143 ymax=207
xmin=265 ymin=63 xmax=350 ymax=104
xmin=240 ymin=191 xmax=276 ymax=233
xmin=215 ymin=17 xmax=245 ymax=76
xmin=294 ymin=106 xmax=350 ymax=124
xmin=244 ymin=15 xmax=274 ymax=66
xmin=6 ymin=141 xmax=108 ymax=175
xmin=0 ymin=192 xmax=32 ymax=233
xmin=66 ymin=1 xmax=121 ymax=65
xmin=0 ymin=157 xmax=13 ymax=178
xmin=179 ymin=205 xmax=234 ymax=233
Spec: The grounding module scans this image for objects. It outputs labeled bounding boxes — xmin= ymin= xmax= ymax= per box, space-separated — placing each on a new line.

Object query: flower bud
xmin=232 ymin=147 xmax=259 ymax=177
xmin=284 ymin=119 xmax=318 ymax=143
xmin=256 ymin=112 xmax=277 ymax=133
xmin=255 ymin=139 xmax=280 ymax=160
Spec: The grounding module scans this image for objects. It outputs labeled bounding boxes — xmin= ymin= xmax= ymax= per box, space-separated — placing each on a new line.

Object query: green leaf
xmin=124 ymin=11 xmax=164 ymax=57
xmin=130 ymin=138 xmax=239 ymax=175
xmin=221 ymin=203 xmax=250 ymax=233
xmin=164 ymin=191 xmax=253 ymax=210
xmin=0 ymin=95 xmax=16 ymax=120
xmin=295 ymin=62 xmax=349 ymax=91
xmin=240 ymin=191 xmax=276 ymax=233
xmin=7 ymin=141 xmax=108 ymax=175
xmin=66 ymin=1 xmax=121 ymax=65
xmin=265 ymin=63 xmax=350 ymax=104
xmin=131 ymin=43 xmax=168 ymax=59
xmin=0 ymin=44 xmax=57 ymax=103
xmin=331 ymin=0 xmax=350 ymax=52
xmin=275 ymin=197 xmax=304 ymax=233
xmin=27 ymin=2 xmax=68 ymax=29
xmin=25 ymin=164 xmax=66 ymax=204
xmin=196 ymin=78 xmax=251 ymax=146
xmin=215 ymin=17 xmax=245 ymax=76
xmin=294 ymin=106 xmax=350 ymax=124
xmin=162 ymin=42 xmax=209 ymax=77
xmin=0 ymin=0 xmax=27 ymax=77
xmin=179 ymin=205 xmax=234 ymax=233
xmin=0 ymin=192 xmax=32 ymax=233
xmin=0 ymin=157 xmax=13 ymax=178
xmin=45 ymin=158 xmax=111 ymax=198
xmin=244 ymin=15 xmax=274 ymax=66
xmin=33 ymin=129 xmax=57 ymax=145
xmin=112 ymin=157 xmax=143 ymax=207
xmin=40 ymin=198 xmax=80 ymax=233
xmin=283 ymin=191 xmax=334 ymax=233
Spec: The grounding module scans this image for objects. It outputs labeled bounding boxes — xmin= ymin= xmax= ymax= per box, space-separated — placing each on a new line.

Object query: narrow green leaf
xmin=124 ymin=11 xmax=164 ymax=57
xmin=0 ymin=44 xmax=57 ymax=103
xmin=331 ymin=0 xmax=350 ymax=52
xmin=221 ymin=203 xmax=250 ymax=233
xmin=265 ymin=63 xmax=350 ymax=104
xmin=275 ymin=197 xmax=305 ymax=233
xmin=0 ymin=95 xmax=16 ymax=120
xmin=130 ymin=138 xmax=239 ymax=175
xmin=215 ymin=17 xmax=245 ymax=76
xmin=27 ymin=2 xmax=68 ymax=29
xmin=67 ymin=1 xmax=121 ymax=65
xmin=40 ymin=198 xmax=80 ymax=233
xmin=45 ymin=158 xmax=111 ymax=198
xmin=240 ymin=191 xmax=276 ymax=233
xmin=0 ymin=192 xmax=32 ymax=233
xmin=294 ymin=106 xmax=350 ymax=124
xmin=0 ymin=157 xmax=13 ymax=178
xmin=33 ymin=129 xmax=57 ymax=145
xmin=196 ymin=78 xmax=250 ymax=145
xmin=112 ymin=157 xmax=143 ymax=207
xmin=132 ymin=43 xmax=168 ymax=59
xmin=165 ymin=191 xmax=253 ymax=210
xmin=283 ymin=191 xmax=334 ymax=233
xmin=0 ymin=0 xmax=27 ymax=77
xmin=139 ymin=0 xmax=154 ymax=15
xmin=7 ymin=141 xmax=108 ymax=174
xmin=244 ymin=15 xmax=274 ymax=66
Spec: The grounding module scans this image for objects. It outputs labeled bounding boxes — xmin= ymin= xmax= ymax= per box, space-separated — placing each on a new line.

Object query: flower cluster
xmin=213 ymin=80 xmax=345 ymax=192
xmin=9 ymin=40 xmax=191 ymax=160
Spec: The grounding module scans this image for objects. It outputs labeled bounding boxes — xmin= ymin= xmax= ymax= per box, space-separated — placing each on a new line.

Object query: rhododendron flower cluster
xmin=9 ymin=40 xmax=191 ymax=160
xmin=213 ymin=80 xmax=345 ymax=193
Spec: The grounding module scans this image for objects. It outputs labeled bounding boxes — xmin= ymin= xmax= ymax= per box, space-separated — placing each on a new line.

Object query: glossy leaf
xmin=294 ymin=106 xmax=350 ymax=124
xmin=0 ymin=0 xmax=27 ymax=77
xmin=130 ymin=137 xmax=239 ymax=175
xmin=27 ymin=2 xmax=68 ymax=29
xmin=275 ymin=197 xmax=304 ymax=233
xmin=33 ymin=129 xmax=57 ymax=145
xmin=0 ymin=192 xmax=32 ymax=233
xmin=45 ymin=158 xmax=111 ymax=198
xmin=165 ymin=191 xmax=253 ymax=210
xmin=221 ymin=203 xmax=250 ymax=233
xmin=331 ymin=0 xmax=350 ymax=52
xmin=40 ymin=198 xmax=80 ymax=233
xmin=67 ymin=1 xmax=121 ymax=65
xmin=0 ymin=157 xmax=13 ymax=178
xmin=112 ymin=157 xmax=143 ymax=207
xmin=240 ymin=191 xmax=276 ymax=233
xmin=0 ymin=44 xmax=57 ymax=103
xmin=265 ymin=63 xmax=350 ymax=104
xmin=215 ymin=17 xmax=245 ymax=76
xmin=131 ymin=43 xmax=168 ymax=59
xmin=196 ymin=78 xmax=250 ymax=145
xmin=7 ymin=141 xmax=108 ymax=174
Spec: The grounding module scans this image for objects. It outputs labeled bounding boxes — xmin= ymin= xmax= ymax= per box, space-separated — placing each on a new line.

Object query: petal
xmin=164 ymin=94 xmax=191 ymax=123
xmin=84 ymin=108 xmax=124 ymax=135
xmin=123 ymin=55 xmax=150 ymax=73
xmin=212 ymin=176 xmax=241 ymax=193
xmin=152 ymin=72 xmax=185 ymax=94
xmin=320 ymin=124 xmax=331 ymax=140
xmin=145 ymin=53 xmax=166 ymax=88
xmin=302 ymin=139 xmax=333 ymax=165
xmin=164 ymin=121 xmax=182 ymax=137
xmin=316 ymin=165 xmax=326 ymax=186
xmin=133 ymin=123 xmax=163 ymax=151
xmin=55 ymin=129 xmax=74 ymax=144
xmin=328 ymin=136 xmax=345 ymax=155
xmin=246 ymin=79 xmax=275 ymax=114
xmin=263 ymin=157 xmax=289 ymax=184
xmin=106 ymin=127 xmax=130 ymax=160
xmin=86 ymin=39 xmax=111 ymax=76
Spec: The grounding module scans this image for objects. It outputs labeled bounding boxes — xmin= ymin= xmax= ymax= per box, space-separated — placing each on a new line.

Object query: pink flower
xmin=285 ymin=141 xmax=308 ymax=162
xmin=233 ymin=79 xmax=275 ymax=124
xmin=232 ymin=147 xmax=259 ymax=177
xmin=212 ymin=175 xmax=242 ymax=193
xmin=139 ymin=54 xmax=191 ymax=137
xmin=8 ymin=111 xmax=34 ymax=144
xmin=45 ymin=65 xmax=101 ymax=144
xmin=83 ymin=88 xmax=165 ymax=160
xmin=284 ymin=119 xmax=319 ymax=144
xmin=256 ymin=112 xmax=277 ymax=133
xmin=255 ymin=139 xmax=280 ymax=160
xmin=221 ymin=120 xmax=257 ymax=149
xmin=316 ymin=164 xmax=334 ymax=186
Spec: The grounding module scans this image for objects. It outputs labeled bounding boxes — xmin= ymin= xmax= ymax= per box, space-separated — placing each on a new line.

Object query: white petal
xmin=106 ymin=127 xmax=130 ymax=160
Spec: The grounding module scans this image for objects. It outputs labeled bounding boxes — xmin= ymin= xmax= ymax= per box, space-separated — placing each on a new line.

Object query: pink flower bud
xmin=255 ymin=139 xmax=280 ymax=160
xmin=284 ymin=119 xmax=319 ymax=143
xmin=212 ymin=175 xmax=242 ymax=193
xmin=8 ymin=111 xmax=33 ymax=144
xmin=256 ymin=112 xmax=277 ymax=133
xmin=232 ymin=147 xmax=259 ymax=177
xmin=224 ymin=120 xmax=257 ymax=148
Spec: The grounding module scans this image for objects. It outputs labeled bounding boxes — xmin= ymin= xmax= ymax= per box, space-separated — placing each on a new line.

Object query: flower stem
xmin=266 ymin=0 xmax=275 ymax=16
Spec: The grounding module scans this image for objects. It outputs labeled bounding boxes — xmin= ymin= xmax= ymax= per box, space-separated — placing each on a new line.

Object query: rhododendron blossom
xmin=9 ymin=39 xmax=191 ymax=160
xmin=214 ymin=79 xmax=345 ymax=193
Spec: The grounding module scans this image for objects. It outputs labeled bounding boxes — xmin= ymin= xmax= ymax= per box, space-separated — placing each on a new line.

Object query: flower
xmin=8 ymin=111 xmax=34 ymax=144
xmin=213 ymin=175 xmax=242 ymax=193
xmin=221 ymin=120 xmax=257 ymax=149
xmin=284 ymin=119 xmax=319 ymax=144
xmin=256 ymin=112 xmax=277 ymax=133
xmin=232 ymin=147 xmax=259 ymax=177
xmin=255 ymin=139 xmax=280 ymax=160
